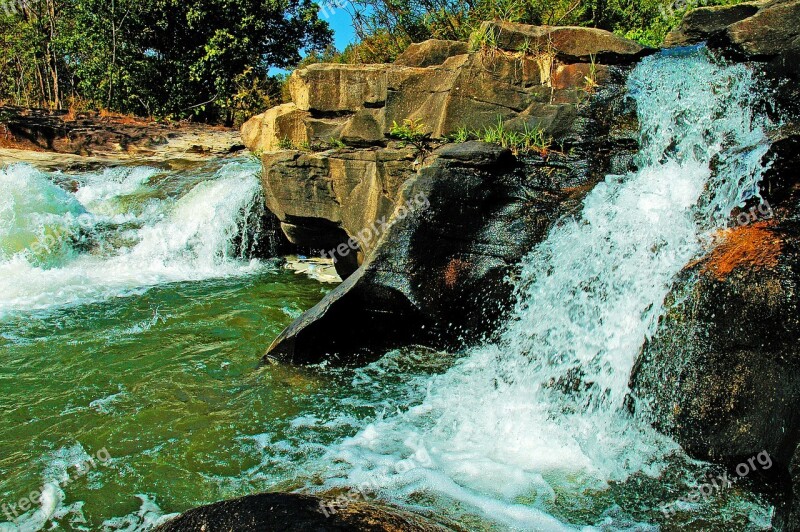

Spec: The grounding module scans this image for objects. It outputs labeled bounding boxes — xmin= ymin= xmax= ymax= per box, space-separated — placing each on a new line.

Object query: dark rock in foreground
xmin=154 ymin=492 xmax=454 ymax=532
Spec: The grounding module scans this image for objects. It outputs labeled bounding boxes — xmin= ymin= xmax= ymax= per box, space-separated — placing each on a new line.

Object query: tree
xmin=0 ymin=0 xmax=332 ymax=122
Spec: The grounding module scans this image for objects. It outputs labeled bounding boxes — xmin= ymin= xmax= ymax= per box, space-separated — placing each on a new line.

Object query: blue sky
xmin=270 ymin=7 xmax=357 ymax=75
xmin=323 ymin=6 xmax=358 ymax=50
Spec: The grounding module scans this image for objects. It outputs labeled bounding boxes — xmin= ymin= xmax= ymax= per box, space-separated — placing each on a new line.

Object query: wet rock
xmin=664 ymin=2 xmax=762 ymax=47
xmin=629 ymin=220 xmax=800 ymax=467
xmin=154 ymin=492 xmax=454 ymax=532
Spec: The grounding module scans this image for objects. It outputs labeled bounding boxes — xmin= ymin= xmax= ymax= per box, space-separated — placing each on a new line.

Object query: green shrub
xmin=389 ymin=119 xmax=432 ymax=155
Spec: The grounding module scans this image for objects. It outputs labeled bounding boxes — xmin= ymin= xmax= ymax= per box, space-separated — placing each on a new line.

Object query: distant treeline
xmin=321 ymin=0 xmax=744 ymax=64
xmin=0 ymin=0 xmax=741 ymax=124
xmin=0 ymin=0 xmax=331 ymax=124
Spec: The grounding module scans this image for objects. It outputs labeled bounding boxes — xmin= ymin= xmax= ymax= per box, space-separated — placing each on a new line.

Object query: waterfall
xmin=319 ymin=46 xmax=774 ymax=529
xmin=0 ymin=160 xmax=270 ymax=315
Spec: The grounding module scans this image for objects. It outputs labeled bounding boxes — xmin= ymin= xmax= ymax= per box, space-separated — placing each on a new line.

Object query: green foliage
xmin=0 ymin=0 xmax=332 ymax=123
xmin=389 ymin=118 xmax=432 ymax=155
xmin=584 ymin=53 xmax=599 ymax=93
xmin=277 ymin=137 xmax=296 ymax=150
xmin=479 ymin=118 xmax=551 ymax=156
xmin=327 ymin=137 xmax=347 ymax=149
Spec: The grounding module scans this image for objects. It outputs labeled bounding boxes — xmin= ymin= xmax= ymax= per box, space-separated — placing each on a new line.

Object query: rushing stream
xmin=0 ymin=47 xmax=780 ymax=530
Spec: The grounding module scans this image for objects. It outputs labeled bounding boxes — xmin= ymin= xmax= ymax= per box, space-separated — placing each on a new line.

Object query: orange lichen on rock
xmin=702 ymin=221 xmax=783 ymax=280
xmin=444 ymin=258 xmax=471 ymax=288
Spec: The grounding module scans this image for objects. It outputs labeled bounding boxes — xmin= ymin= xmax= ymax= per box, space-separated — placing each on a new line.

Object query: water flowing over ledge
xmin=307 ymin=46 xmax=774 ymax=530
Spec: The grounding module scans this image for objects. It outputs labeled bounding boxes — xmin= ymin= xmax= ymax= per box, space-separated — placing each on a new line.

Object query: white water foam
xmin=0 ymin=161 xmax=268 ymax=315
xmin=312 ymin=47 xmax=773 ymax=529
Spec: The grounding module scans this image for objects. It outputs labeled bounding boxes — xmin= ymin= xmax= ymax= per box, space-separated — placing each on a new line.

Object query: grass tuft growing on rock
xmin=389 ymin=118 xmax=432 ymax=155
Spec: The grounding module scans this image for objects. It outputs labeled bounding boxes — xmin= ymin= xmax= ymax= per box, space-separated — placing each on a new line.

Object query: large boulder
xmin=628 ymin=123 xmax=800 ymax=529
xmin=664 ymin=2 xmax=762 ymax=47
xmin=629 ymin=220 xmax=800 ymax=466
xmin=725 ymin=0 xmax=800 ymax=58
xmin=154 ymin=492 xmax=454 ymax=532
xmin=476 ymin=21 xmax=652 ymax=63
xmin=666 ymin=0 xmax=800 ymax=82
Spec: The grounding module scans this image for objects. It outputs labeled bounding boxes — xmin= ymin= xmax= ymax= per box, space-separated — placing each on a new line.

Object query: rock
xmin=266 ymin=141 xmax=528 ymax=363
xmin=552 ymin=63 xmax=610 ymax=90
xmin=0 ymin=105 xmax=241 ymax=158
xmin=289 ymin=64 xmax=389 ymax=113
xmin=242 ymin=23 xmax=644 ymax=151
xmin=725 ymin=0 xmax=800 ymax=58
xmin=664 ymin=2 xmax=762 ymax=47
xmin=154 ymin=492 xmax=454 ymax=532
xmin=266 ymin=134 xmax=628 ymax=364
xmin=247 ymin=27 xmax=641 ymax=364
xmin=668 ymin=0 xmax=800 ymax=83
xmin=240 ymin=103 xmax=310 ymax=152
xmin=258 ymin=147 xmax=417 ymax=278
xmin=629 ymin=220 xmax=800 ymax=467
xmin=394 ymin=39 xmax=469 ymax=67
xmin=476 ymin=21 xmax=653 ymax=63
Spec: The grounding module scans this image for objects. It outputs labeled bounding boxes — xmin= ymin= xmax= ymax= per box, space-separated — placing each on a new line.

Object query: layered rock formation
xmin=242 ymin=24 xmax=650 ymax=153
xmin=244 ymin=24 xmax=645 ymax=363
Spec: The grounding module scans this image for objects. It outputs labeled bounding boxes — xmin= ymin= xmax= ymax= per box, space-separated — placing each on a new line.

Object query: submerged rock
xmin=154 ymin=492 xmax=454 ymax=532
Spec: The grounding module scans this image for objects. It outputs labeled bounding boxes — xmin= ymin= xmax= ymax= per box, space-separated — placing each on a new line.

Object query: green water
xmin=0 ymin=159 xmax=377 ymax=529
xmin=0 ymin=145 xmax=778 ymax=531
xmin=0 ymin=267 xmax=343 ymax=527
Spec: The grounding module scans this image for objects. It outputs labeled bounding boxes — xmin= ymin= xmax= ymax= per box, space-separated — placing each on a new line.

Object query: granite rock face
xmin=242 ymin=24 xmax=649 ymax=153
xmin=261 ymin=66 xmax=639 ymax=363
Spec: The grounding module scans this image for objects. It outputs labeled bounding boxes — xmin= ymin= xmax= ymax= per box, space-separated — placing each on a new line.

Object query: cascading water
xmin=312 ymin=46 xmax=775 ymax=529
xmin=0 ymin=46 xmax=779 ymax=531
xmin=0 ymin=161 xmax=269 ymax=315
